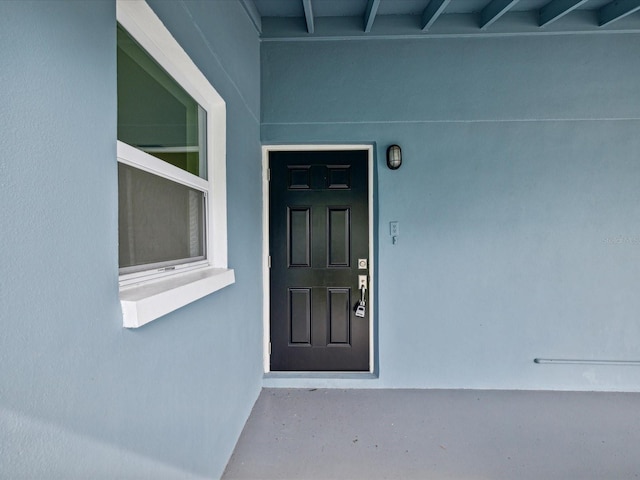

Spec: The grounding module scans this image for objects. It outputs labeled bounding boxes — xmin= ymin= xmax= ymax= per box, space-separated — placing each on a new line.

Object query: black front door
xmin=269 ymin=150 xmax=370 ymax=371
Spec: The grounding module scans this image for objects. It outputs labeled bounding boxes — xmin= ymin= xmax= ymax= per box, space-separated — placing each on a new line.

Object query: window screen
xmin=118 ymin=163 xmax=206 ymax=273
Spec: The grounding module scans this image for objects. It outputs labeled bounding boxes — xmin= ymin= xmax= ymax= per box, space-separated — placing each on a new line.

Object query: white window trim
xmin=117 ymin=0 xmax=234 ymax=328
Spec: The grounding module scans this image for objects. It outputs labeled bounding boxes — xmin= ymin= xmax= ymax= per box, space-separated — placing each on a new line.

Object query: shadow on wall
xmin=0 ymin=406 xmax=210 ymax=479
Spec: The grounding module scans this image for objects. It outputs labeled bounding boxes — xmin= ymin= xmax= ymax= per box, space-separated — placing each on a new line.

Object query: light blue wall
xmin=262 ymin=34 xmax=640 ymax=391
xmin=0 ymin=1 xmax=262 ymax=478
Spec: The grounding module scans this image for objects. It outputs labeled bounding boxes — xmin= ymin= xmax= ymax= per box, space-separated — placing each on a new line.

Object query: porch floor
xmin=223 ymin=388 xmax=640 ymax=479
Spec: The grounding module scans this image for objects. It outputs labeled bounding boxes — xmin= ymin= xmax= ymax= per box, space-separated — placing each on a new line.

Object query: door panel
xmin=328 ymin=208 xmax=350 ymax=267
xmin=288 ymin=207 xmax=311 ymax=267
xmin=269 ymin=150 xmax=369 ymax=371
xmin=328 ymin=288 xmax=351 ymax=344
xmin=289 ymin=288 xmax=311 ymax=345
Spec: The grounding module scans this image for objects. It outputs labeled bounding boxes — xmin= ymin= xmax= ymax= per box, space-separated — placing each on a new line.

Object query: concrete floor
xmin=223 ymin=388 xmax=640 ymax=480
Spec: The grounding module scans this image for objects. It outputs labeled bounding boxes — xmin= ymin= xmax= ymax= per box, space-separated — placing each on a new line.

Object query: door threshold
xmin=265 ymin=371 xmax=377 ymax=379
xmin=263 ymin=371 xmax=378 ymax=389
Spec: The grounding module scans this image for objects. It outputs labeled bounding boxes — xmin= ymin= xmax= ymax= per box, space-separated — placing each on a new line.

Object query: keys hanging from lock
xmin=355 ymin=285 xmax=366 ymax=318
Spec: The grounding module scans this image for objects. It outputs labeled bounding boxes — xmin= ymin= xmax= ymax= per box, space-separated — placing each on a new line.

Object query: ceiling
xmin=240 ymin=0 xmax=640 ymax=40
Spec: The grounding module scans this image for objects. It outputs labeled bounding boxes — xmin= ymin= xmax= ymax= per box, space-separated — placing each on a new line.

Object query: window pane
xmin=117 ymin=25 xmax=207 ymax=179
xmin=118 ymin=163 xmax=206 ymax=271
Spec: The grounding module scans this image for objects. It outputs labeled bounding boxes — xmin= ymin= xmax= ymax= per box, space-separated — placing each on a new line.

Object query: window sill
xmin=120 ymin=267 xmax=235 ymax=328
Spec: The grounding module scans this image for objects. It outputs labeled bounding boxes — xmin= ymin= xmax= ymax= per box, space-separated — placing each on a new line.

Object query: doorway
xmin=263 ymin=145 xmax=374 ymax=372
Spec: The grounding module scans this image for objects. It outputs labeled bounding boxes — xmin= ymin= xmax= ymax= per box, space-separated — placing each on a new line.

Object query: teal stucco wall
xmin=0 ymin=1 xmax=262 ymax=478
xmin=262 ymin=33 xmax=640 ymax=391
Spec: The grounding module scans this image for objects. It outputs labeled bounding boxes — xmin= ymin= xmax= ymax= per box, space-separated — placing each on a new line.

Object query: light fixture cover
xmin=387 ymin=144 xmax=402 ymax=170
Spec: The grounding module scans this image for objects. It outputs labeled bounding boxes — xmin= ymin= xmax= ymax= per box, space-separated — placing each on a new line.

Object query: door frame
xmin=262 ymin=144 xmax=375 ymax=374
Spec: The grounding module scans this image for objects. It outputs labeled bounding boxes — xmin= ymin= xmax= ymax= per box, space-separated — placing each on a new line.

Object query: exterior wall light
xmin=387 ymin=144 xmax=402 ymax=170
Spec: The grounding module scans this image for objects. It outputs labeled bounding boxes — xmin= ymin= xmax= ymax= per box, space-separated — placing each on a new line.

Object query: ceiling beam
xmin=421 ymin=0 xmax=452 ymax=31
xmin=539 ymin=0 xmax=589 ymax=26
xmin=302 ymin=0 xmax=315 ymax=33
xmin=364 ymin=0 xmax=381 ymax=32
xmin=239 ymin=0 xmax=262 ymax=34
xmin=598 ymin=0 xmax=640 ymax=26
xmin=480 ymin=0 xmax=520 ymax=29
xmin=261 ymin=11 xmax=640 ymax=41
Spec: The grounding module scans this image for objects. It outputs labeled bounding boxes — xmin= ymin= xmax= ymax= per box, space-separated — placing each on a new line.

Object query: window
xmin=117 ymin=24 xmax=208 ymax=281
xmin=117 ymin=0 xmax=234 ymax=328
